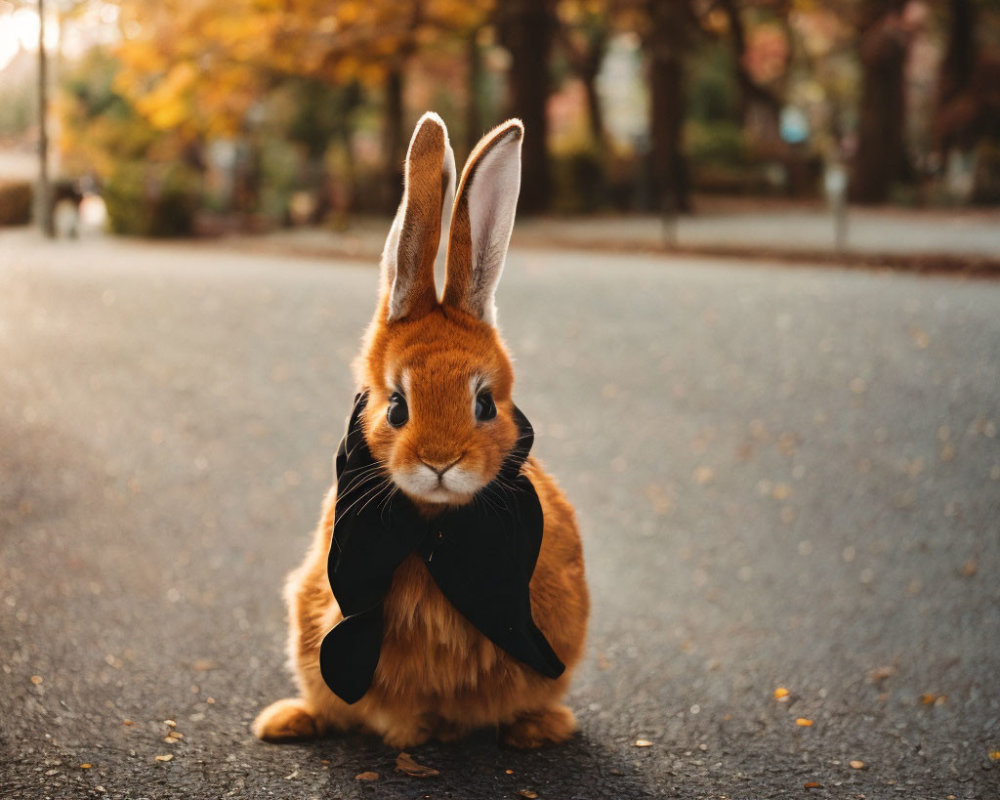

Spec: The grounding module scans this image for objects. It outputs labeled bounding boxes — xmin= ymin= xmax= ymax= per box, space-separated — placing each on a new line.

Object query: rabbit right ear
xmin=380 ymin=112 xmax=457 ymax=322
xmin=442 ymin=119 xmax=523 ymax=326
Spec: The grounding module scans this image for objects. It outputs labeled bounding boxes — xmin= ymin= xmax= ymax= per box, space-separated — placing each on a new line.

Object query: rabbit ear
xmin=442 ymin=119 xmax=523 ymax=326
xmin=381 ymin=112 xmax=456 ymax=322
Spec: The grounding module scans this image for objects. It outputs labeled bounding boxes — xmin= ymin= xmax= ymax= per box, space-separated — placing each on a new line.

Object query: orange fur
xmin=254 ymin=114 xmax=589 ymax=748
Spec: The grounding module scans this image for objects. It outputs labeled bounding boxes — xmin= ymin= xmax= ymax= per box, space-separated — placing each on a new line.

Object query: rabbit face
xmin=353 ymin=112 xmax=526 ymax=506
xmin=362 ymin=308 xmax=517 ymax=505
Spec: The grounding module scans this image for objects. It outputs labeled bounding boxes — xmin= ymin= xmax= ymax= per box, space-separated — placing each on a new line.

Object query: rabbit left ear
xmin=381 ymin=112 xmax=457 ymax=322
xmin=442 ymin=119 xmax=523 ymax=326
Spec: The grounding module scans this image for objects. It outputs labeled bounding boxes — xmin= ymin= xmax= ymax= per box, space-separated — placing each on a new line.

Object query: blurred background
xmin=1 ymin=0 xmax=999 ymax=238
xmin=3 ymin=3 xmax=1000 ymax=797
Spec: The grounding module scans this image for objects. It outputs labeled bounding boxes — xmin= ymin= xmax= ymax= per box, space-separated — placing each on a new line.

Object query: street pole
xmin=37 ymin=0 xmax=54 ymax=238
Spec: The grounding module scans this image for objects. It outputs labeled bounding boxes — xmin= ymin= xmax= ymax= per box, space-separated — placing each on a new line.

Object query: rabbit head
xmin=354 ymin=112 xmax=525 ymax=506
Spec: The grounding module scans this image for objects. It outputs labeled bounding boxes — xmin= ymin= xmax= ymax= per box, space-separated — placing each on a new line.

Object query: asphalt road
xmin=1 ymin=231 xmax=998 ymax=800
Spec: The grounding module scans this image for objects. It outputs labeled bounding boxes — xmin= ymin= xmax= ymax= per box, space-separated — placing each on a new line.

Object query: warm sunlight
xmin=0 ymin=6 xmax=59 ymax=70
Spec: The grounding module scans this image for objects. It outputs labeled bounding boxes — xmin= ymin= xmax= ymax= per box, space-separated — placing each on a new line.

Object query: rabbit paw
xmin=379 ymin=716 xmax=435 ymax=749
xmin=252 ymin=698 xmax=318 ymax=742
xmin=500 ymin=705 xmax=576 ymax=749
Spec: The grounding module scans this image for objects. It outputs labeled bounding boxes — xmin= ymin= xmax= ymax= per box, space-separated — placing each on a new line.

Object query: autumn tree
xmin=642 ymin=0 xmax=698 ymax=212
xmin=557 ymin=0 xmax=614 ymax=154
xmin=496 ymin=0 xmax=559 ymax=213
xmin=849 ymin=0 xmax=914 ymax=203
xmin=715 ymin=0 xmax=787 ymax=147
xmin=115 ymin=0 xmax=491 ymax=212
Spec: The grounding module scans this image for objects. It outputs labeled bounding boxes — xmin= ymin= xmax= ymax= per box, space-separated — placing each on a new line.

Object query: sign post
xmin=824 ymin=162 xmax=848 ymax=254
xmin=37 ymin=0 xmax=54 ymax=238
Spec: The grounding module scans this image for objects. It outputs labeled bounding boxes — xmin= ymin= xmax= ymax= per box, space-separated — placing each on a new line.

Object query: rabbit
xmin=252 ymin=112 xmax=589 ymax=749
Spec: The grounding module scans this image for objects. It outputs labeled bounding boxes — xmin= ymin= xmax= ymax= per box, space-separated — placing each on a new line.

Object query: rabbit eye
xmin=475 ymin=391 xmax=497 ymax=422
xmin=387 ymin=392 xmax=409 ymax=428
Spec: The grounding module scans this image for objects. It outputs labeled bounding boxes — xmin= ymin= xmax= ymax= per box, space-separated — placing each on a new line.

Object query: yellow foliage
xmin=113 ymin=0 xmax=494 ymax=137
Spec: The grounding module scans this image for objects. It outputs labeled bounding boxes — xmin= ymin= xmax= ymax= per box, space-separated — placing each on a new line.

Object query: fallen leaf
xmin=355 ymin=771 xmax=379 ymax=781
xmin=920 ymin=693 xmax=945 ymax=705
xmin=868 ymin=665 xmax=896 ymax=683
xmin=164 ymin=719 xmax=177 ymax=728
xmin=395 ymin=752 xmax=440 ymax=778
xmin=693 ymin=466 xmax=715 ymax=485
xmin=191 ymin=659 xmax=218 ymax=671
xmin=771 ymin=483 xmax=792 ymax=501
xmin=634 ymin=739 xmax=653 ymax=748
xmin=518 ymin=791 xmax=539 ymax=799
xmin=988 ymin=750 xmax=1000 ymax=761
xmin=80 ymin=764 xmax=92 ymax=769
xmin=908 ymin=326 xmax=930 ymax=349
xmin=961 ymin=559 xmax=978 ymax=578
xmin=154 ymin=754 xmax=173 ymax=762
xmin=30 ymin=675 xmax=43 ymax=685
xmin=804 ymin=781 xmax=822 ymax=789
xmin=122 ymin=719 xmax=133 ymax=726
xmin=164 ymin=736 xmax=178 ymax=744
xmin=850 ymin=760 xmax=865 ymax=769
xmin=505 ymin=769 xmax=514 ymax=775
xmin=795 ymin=718 xmax=813 ymax=727
xmin=773 ymin=687 xmax=790 ymax=700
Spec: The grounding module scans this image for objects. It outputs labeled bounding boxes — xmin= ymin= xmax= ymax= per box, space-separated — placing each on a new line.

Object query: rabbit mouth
xmin=393 ymin=463 xmax=485 ymax=505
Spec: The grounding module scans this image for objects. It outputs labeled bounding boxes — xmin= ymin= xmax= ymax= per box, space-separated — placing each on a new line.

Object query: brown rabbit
xmin=252 ymin=113 xmax=589 ymax=749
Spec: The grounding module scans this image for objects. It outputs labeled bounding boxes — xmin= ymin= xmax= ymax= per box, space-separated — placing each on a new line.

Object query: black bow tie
xmin=318 ymin=392 xmax=565 ymax=704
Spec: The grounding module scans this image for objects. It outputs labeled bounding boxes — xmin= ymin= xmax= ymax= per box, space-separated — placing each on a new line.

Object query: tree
xmin=557 ymin=0 xmax=613 ymax=154
xmin=115 ymin=0 xmax=491 ymax=212
xmin=497 ymin=0 xmax=559 ymax=213
xmin=849 ymin=0 xmax=913 ymax=203
xmin=642 ymin=0 xmax=697 ymax=212
xmin=716 ymin=0 xmax=786 ymax=146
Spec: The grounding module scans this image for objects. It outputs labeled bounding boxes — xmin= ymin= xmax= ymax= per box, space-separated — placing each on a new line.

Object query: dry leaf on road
xmin=395 ymin=752 xmax=440 ymax=778
xmin=354 ymin=771 xmax=379 ymax=781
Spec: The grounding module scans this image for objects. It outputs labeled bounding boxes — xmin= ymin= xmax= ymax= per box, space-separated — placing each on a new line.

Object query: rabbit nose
xmin=418 ymin=454 xmax=464 ymax=477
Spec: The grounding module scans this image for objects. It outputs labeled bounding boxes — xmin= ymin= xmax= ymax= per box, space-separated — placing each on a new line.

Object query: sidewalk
xmin=5 ymin=202 xmax=997 ymax=274
xmin=216 ymin=204 xmax=1000 ymax=275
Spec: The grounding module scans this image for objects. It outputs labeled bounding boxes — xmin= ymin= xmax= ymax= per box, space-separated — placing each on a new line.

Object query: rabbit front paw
xmin=500 ymin=704 xmax=576 ymax=749
xmin=252 ymin=697 xmax=318 ymax=742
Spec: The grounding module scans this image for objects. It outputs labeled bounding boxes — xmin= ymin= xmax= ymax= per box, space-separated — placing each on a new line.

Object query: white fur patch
xmin=393 ymin=462 xmax=485 ymax=505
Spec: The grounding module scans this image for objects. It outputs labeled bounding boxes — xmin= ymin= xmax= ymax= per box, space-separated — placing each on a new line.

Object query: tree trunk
xmin=383 ymin=64 xmax=405 ymax=213
xmin=465 ymin=32 xmax=483 ymax=157
xmin=720 ymin=0 xmax=781 ymax=145
xmin=646 ymin=0 xmax=691 ymax=212
xmin=37 ymin=0 xmax=54 ymax=238
xmin=935 ymin=0 xmax=976 ymax=153
xmin=497 ymin=0 xmax=556 ymax=214
xmin=580 ymin=35 xmax=608 ymax=157
xmin=849 ymin=0 xmax=911 ymax=204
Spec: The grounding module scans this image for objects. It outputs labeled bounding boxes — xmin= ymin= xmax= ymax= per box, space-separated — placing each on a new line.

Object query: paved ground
xmin=1 ymin=231 xmax=998 ymax=799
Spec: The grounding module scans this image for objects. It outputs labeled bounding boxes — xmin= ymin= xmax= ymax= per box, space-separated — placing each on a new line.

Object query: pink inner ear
xmin=443 ymin=121 xmax=523 ymax=325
